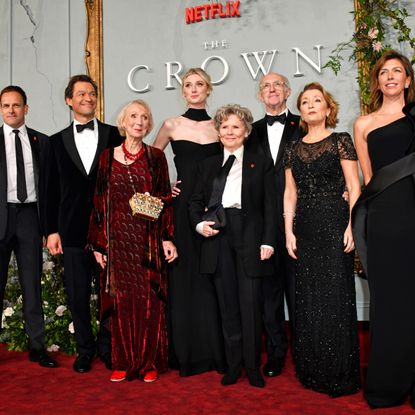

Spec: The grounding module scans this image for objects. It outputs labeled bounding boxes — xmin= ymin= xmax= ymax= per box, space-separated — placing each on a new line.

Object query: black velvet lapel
xmin=62 ymin=124 xmax=88 ymax=176
xmin=90 ymin=120 xmax=109 ymax=174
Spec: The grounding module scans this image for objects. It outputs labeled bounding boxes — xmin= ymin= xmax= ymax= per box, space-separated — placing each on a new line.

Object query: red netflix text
xmin=185 ymin=1 xmax=241 ymax=24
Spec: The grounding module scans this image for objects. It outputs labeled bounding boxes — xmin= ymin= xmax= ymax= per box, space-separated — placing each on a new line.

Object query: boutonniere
xmin=250 ymin=163 xmax=255 ymax=169
xmin=33 ymin=136 xmax=37 ymax=141
xmin=290 ymin=121 xmax=295 ymax=126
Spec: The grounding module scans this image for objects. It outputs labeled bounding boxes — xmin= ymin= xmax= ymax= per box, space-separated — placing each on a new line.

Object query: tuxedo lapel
xmin=27 ymin=129 xmax=40 ymax=197
xmin=275 ymin=111 xmax=298 ymax=167
xmin=90 ymin=121 xmax=109 ymax=174
xmin=257 ymin=118 xmax=273 ymax=160
xmin=62 ymin=124 xmax=88 ymax=176
xmin=241 ymin=149 xmax=255 ymax=206
xmin=0 ymin=127 xmax=7 ymax=203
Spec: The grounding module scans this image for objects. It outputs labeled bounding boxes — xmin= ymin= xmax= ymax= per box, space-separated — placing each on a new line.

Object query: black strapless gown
xmin=364 ymin=117 xmax=415 ymax=407
xmin=168 ymin=140 xmax=226 ymax=376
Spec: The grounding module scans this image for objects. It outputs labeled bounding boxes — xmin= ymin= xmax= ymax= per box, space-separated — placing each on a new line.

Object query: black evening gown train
xmin=361 ymin=117 xmax=415 ymax=407
xmin=285 ymin=132 xmax=360 ymax=397
xmin=168 ymin=126 xmax=226 ymax=376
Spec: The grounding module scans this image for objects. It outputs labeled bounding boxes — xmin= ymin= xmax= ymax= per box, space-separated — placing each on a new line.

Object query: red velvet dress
xmin=88 ymin=145 xmax=173 ymax=380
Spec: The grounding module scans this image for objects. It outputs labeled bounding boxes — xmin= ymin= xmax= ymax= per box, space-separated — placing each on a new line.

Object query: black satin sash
xmin=352 ymin=103 xmax=415 ymax=275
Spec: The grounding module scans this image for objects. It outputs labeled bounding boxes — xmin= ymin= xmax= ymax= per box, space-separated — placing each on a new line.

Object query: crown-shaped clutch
xmin=129 ymin=192 xmax=164 ymax=221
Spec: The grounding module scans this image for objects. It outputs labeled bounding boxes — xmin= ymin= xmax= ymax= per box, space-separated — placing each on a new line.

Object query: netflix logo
xmin=185 ymin=1 xmax=241 ymax=24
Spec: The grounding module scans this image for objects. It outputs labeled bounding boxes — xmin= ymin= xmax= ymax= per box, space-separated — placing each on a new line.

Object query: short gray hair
xmin=213 ymin=104 xmax=253 ymax=135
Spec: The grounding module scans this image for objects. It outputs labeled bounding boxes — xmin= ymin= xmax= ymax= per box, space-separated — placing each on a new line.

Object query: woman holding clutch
xmin=189 ymin=104 xmax=277 ymax=388
xmin=88 ymin=100 xmax=177 ymax=382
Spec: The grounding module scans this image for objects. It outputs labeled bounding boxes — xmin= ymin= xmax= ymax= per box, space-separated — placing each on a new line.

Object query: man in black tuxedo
xmin=0 ymin=85 xmax=57 ymax=368
xmin=245 ymin=72 xmax=300 ymax=378
xmin=46 ymin=75 xmax=123 ymax=373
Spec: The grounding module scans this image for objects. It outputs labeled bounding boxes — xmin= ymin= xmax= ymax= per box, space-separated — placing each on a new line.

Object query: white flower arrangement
xmin=1 ymin=251 xmax=99 ymax=354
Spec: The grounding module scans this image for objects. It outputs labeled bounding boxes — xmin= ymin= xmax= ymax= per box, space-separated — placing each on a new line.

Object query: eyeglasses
xmin=260 ymin=80 xmax=287 ymax=91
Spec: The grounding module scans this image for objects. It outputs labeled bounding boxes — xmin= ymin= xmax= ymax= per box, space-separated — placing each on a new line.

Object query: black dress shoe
xmin=73 ymin=354 xmax=94 ymax=373
xmin=29 ymin=349 xmax=58 ymax=368
xmin=247 ymin=369 xmax=265 ymax=388
xmin=262 ymin=358 xmax=284 ymax=377
xmin=99 ymin=352 xmax=112 ymax=370
xmin=221 ymin=368 xmax=242 ymax=386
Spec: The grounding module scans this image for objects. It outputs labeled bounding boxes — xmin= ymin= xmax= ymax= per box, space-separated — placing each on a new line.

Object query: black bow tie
xmin=266 ymin=113 xmax=286 ymax=126
xmin=76 ymin=120 xmax=94 ymax=133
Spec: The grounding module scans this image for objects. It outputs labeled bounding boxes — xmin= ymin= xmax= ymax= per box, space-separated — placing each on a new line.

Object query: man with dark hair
xmin=245 ymin=72 xmax=301 ymax=378
xmin=0 ymin=85 xmax=57 ymax=368
xmin=64 ymin=74 xmax=98 ymax=104
xmin=46 ymin=74 xmax=123 ymax=373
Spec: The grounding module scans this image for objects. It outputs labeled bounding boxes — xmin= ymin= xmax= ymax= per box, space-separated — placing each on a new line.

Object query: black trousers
xmin=213 ymin=209 xmax=262 ymax=371
xmin=63 ymin=247 xmax=110 ymax=356
xmin=261 ymin=240 xmax=294 ymax=361
xmin=0 ymin=203 xmax=45 ymax=350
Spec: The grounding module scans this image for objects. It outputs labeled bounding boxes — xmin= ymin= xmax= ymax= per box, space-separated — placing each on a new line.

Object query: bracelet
xmin=283 ymin=211 xmax=296 ymax=217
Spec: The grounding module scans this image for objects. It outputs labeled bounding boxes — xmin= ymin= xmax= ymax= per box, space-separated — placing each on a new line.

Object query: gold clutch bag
xmin=129 ymin=192 xmax=164 ymax=221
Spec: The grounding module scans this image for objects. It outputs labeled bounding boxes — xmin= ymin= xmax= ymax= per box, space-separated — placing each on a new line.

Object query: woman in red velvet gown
xmin=88 ymin=100 xmax=178 ymax=382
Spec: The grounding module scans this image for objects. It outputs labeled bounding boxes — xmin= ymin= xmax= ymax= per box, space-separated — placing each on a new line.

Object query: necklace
xmin=124 ymin=153 xmax=137 ymax=195
xmin=122 ymin=140 xmax=143 ymax=161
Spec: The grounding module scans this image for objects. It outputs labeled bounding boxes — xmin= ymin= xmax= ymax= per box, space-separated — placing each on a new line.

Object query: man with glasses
xmin=46 ymin=75 xmax=123 ymax=373
xmin=246 ymin=72 xmax=300 ymax=378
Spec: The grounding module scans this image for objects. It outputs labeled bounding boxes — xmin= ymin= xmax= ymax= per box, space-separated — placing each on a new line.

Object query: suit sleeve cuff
xmin=196 ymin=222 xmax=205 ymax=235
xmin=260 ymin=244 xmax=274 ymax=252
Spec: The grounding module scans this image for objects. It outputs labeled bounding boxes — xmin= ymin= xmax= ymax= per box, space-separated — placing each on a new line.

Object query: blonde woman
xmin=153 ymin=68 xmax=225 ymax=376
xmin=89 ymin=100 xmax=177 ymax=382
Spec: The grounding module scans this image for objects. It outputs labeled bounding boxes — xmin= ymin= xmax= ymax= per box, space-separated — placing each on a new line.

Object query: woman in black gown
xmin=284 ymin=82 xmax=361 ymax=396
xmin=153 ymin=68 xmax=225 ymax=376
xmin=353 ymin=50 xmax=415 ymax=409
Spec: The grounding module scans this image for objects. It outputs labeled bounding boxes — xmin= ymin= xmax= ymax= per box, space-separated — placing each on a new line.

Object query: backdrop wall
xmin=7 ymin=0 xmax=415 ymax=320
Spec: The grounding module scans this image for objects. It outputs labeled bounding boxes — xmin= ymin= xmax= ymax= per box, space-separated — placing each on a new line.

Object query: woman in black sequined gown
xmin=353 ymin=50 xmax=415 ymax=409
xmin=284 ymin=83 xmax=361 ymax=396
xmin=153 ymin=68 xmax=225 ymax=376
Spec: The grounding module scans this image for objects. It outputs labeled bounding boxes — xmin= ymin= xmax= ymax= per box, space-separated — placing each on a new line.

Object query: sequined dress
xmin=284 ymin=132 xmax=360 ymax=396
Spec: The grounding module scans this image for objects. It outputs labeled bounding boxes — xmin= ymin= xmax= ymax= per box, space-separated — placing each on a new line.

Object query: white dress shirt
xmin=267 ymin=109 xmax=288 ymax=164
xmin=195 ymin=145 xmax=273 ymax=252
xmin=221 ymin=146 xmax=244 ymax=209
xmin=73 ymin=119 xmax=99 ymax=174
xmin=4 ymin=124 xmax=36 ymax=203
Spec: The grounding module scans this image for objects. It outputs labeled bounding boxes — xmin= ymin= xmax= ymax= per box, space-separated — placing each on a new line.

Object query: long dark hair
xmin=369 ymin=50 xmax=415 ymax=113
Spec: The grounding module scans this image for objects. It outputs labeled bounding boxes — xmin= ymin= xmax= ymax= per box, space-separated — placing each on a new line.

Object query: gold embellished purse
xmin=124 ymin=146 xmax=164 ymax=222
xmin=129 ymin=192 xmax=164 ymax=221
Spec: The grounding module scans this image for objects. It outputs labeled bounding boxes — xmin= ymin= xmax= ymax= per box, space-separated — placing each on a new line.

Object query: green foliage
xmin=324 ymin=0 xmax=415 ymax=109
xmin=1 ymin=251 xmax=99 ymax=355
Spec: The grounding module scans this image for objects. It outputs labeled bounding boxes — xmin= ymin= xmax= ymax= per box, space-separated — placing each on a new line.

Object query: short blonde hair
xmin=181 ymin=68 xmax=212 ymax=96
xmin=213 ymin=104 xmax=253 ymax=136
xmin=116 ymin=99 xmax=154 ymax=137
xmin=296 ymin=82 xmax=339 ymax=132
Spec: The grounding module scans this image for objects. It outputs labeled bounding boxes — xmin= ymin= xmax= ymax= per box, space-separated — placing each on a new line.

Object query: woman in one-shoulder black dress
xmin=353 ymin=50 xmax=415 ymax=409
xmin=153 ymin=68 xmax=225 ymax=376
